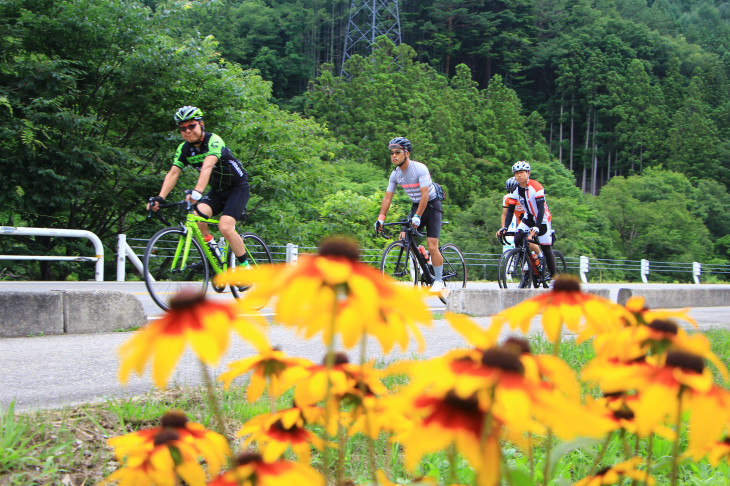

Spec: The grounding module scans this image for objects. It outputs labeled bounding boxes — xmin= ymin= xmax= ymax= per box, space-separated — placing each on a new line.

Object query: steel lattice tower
xmin=341 ymin=0 xmax=402 ymax=78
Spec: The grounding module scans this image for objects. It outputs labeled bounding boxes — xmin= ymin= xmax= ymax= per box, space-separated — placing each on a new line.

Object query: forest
xmin=1 ymin=0 xmax=729 ymax=281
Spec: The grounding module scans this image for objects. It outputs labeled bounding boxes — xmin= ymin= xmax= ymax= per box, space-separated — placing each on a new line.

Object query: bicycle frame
xmin=171 ymin=213 xmax=230 ymax=275
xmin=381 ymin=222 xmax=435 ymax=284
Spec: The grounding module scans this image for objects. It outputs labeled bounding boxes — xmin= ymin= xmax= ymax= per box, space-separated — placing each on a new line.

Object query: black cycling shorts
xmin=199 ymin=184 xmax=250 ymax=221
xmin=410 ymin=199 xmax=443 ymax=239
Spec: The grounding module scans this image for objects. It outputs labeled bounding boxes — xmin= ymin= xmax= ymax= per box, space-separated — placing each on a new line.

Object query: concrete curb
xmin=616 ymin=287 xmax=730 ymax=308
xmin=0 ymin=291 xmax=147 ymax=337
xmin=446 ymin=288 xmax=611 ymax=315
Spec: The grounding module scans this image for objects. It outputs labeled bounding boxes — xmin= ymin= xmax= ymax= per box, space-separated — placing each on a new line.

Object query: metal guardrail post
xmin=286 ymin=243 xmax=299 ymax=264
xmin=640 ymin=259 xmax=650 ymax=284
xmin=0 ymin=226 xmax=104 ymax=281
xmin=579 ymin=255 xmax=589 ymax=283
xmin=693 ymin=262 xmax=701 ymax=285
xmin=117 ymin=234 xmax=147 ymax=281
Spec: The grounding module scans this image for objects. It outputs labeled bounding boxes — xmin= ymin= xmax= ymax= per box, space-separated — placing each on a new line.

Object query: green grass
xmin=3 ymin=329 xmax=730 ymax=485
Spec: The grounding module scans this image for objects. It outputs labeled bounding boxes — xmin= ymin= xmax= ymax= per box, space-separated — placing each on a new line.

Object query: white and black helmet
xmin=505 ymin=177 xmax=519 ymax=192
xmin=512 ymin=161 xmax=531 ymax=173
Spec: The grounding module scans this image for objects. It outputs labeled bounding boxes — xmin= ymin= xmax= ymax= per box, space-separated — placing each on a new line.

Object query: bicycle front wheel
xmin=439 ymin=243 xmax=466 ymax=302
xmin=143 ymin=227 xmax=210 ymax=311
xmin=230 ymin=233 xmax=273 ymax=301
xmin=380 ymin=241 xmax=419 ymax=285
xmin=499 ymin=248 xmax=531 ymax=289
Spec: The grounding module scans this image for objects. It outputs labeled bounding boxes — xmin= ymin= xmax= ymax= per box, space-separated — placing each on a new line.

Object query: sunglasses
xmin=178 ymin=122 xmax=198 ymax=132
xmin=389 ymin=150 xmax=404 ymax=155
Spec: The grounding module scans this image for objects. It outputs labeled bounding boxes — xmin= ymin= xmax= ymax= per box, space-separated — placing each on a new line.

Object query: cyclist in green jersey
xmin=147 ymin=106 xmax=252 ymax=267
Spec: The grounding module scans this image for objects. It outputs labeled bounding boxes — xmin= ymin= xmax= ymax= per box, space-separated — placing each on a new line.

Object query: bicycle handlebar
xmin=497 ymin=229 xmax=533 ymax=247
xmin=377 ymin=221 xmax=425 ymax=240
xmin=147 ymin=191 xmax=195 ymax=226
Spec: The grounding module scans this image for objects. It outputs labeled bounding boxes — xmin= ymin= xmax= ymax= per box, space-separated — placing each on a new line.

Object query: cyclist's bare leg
xmin=529 ymin=242 xmax=541 ymax=255
xmin=427 ymin=237 xmax=443 ymax=266
xmin=195 ymin=202 xmax=213 ymax=238
xmin=219 ymin=215 xmax=246 ymax=258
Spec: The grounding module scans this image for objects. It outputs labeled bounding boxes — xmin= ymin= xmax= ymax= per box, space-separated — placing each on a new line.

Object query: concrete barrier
xmin=446 ymin=288 xmax=611 ymax=316
xmin=616 ymin=287 xmax=730 ymax=309
xmin=0 ymin=291 xmax=147 ymax=337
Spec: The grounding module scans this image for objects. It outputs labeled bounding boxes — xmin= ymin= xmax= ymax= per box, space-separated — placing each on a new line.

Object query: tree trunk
xmin=558 ymin=104 xmax=564 ymax=165
xmin=591 ymin=114 xmax=598 ymax=196
xmin=569 ymin=100 xmax=574 ymax=172
xmin=581 ymin=109 xmax=591 ymax=193
xmin=606 ymin=151 xmax=611 ymax=183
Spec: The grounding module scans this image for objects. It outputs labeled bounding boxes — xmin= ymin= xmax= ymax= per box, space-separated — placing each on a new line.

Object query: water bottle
xmin=204 ymin=234 xmax=222 ymax=262
xmin=529 ymin=251 xmax=540 ymax=274
xmin=418 ymin=245 xmax=430 ymax=262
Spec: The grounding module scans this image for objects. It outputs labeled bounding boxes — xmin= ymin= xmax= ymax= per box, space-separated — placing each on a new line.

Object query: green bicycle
xmin=143 ymin=197 xmax=272 ymax=310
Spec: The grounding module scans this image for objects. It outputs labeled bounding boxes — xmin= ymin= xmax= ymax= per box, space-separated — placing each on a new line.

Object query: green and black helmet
xmin=174 ymin=105 xmax=204 ymax=123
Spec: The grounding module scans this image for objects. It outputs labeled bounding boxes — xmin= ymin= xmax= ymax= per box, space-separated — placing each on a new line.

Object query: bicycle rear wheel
xmin=143 ymin=227 xmax=209 ymax=311
xmin=230 ymin=233 xmax=273 ymax=302
xmin=380 ymin=241 xmax=419 ymax=285
xmin=439 ymin=243 xmax=466 ymax=304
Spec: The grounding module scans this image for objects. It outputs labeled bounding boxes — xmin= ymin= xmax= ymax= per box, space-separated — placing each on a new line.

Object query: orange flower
xmin=208 ymin=452 xmax=324 ymax=486
xmin=236 ymin=407 xmax=326 ymax=463
xmin=623 ymin=296 xmax=697 ymax=328
xmin=572 ymin=457 xmax=655 ymax=485
xmin=118 ymin=290 xmax=269 ymax=388
xmin=218 ymin=348 xmax=313 ymax=402
xmin=104 ymin=411 xmax=230 ymax=486
xmin=490 ymin=275 xmax=629 ymax=343
xmin=215 ymin=238 xmax=432 ymax=353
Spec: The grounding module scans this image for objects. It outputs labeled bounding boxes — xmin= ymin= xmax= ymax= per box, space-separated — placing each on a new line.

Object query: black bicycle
xmin=378 ymin=221 xmax=466 ymax=304
xmin=497 ymin=230 xmax=566 ymax=289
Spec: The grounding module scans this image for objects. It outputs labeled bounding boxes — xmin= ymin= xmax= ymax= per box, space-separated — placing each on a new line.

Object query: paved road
xmin=1 ymin=282 xmax=729 ymax=413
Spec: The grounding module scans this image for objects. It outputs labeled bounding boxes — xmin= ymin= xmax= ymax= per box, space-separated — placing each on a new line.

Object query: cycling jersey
xmin=507 ymin=179 xmax=551 ymax=225
xmin=503 ymin=194 xmax=525 ymax=221
xmin=387 ymin=160 xmax=437 ymax=203
xmin=173 ymin=132 xmax=248 ymax=192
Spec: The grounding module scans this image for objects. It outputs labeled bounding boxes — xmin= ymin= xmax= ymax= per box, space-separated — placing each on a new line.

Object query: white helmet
xmin=512 ymin=161 xmax=531 ymax=173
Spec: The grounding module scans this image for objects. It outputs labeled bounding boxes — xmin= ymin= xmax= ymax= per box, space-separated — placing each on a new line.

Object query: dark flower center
xmin=444 ymin=391 xmax=481 ymax=413
xmin=503 ymin=336 xmax=531 ymax=355
xmin=154 ymin=429 xmax=180 ymax=446
xmin=168 ymin=289 xmax=206 ymax=310
xmin=665 ymin=351 xmax=705 ymax=374
xmin=323 ymin=352 xmax=350 ymax=366
xmin=481 ymin=348 xmax=525 ymax=374
xmin=647 ymin=319 xmax=678 ymax=335
xmin=160 ymin=410 xmax=188 ymax=428
xmin=236 ymin=451 xmax=264 ymax=466
xmin=612 ymin=408 xmax=635 ymax=421
xmin=552 ymin=275 xmax=581 ymax=292
xmin=318 ymin=237 xmax=360 ymax=261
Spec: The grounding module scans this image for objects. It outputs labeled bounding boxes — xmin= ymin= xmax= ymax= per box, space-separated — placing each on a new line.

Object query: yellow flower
xmin=573 ymin=457 xmax=655 ymax=485
xmin=215 ymin=238 xmax=432 ymax=353
xmin=104 ymin=411 xmax=230 ymax=486
xmin=236 ymin=407 xmax=326 ymax=463
xmin=218 ymin=348 xmax=313 ymax=402
xmin=208 ymin=452 xmax=325 ymax=486
xmin=624 ymin=296 xmax=697 ymax=328
xmin=584 ymin=351 xmax=725 ymax=439
xmin=118 ymin=290 xmax=269 ymax=388
xmin=490 ymin=275 xmax=628 ymax=342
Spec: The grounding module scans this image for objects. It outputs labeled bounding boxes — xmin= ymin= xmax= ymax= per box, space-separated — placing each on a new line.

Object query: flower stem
xmin=542 ymin=430 xmax=554 ymax=484
xmin=670 ymin=394 xmax=684 ymax=486
xmin=199 ymin=360 xmax=227 ymax=441
xmin=360 ymin=331 xmax=378 ymax=484
xmin=589 ymin=431 xmax=614 ymax=475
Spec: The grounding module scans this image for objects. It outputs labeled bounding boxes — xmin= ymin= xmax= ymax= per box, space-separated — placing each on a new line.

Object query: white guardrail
xmin=0 ymin=229 xmax=714 ymax=285
xmin=0 ymin=227 xmax=104 ymax=281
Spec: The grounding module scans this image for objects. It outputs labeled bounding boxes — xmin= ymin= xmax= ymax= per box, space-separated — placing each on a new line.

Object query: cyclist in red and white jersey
xmin=500 ymin=177 xmax=541 ymax=256
xmin=496 ymin=161 xmax=558 ymax=277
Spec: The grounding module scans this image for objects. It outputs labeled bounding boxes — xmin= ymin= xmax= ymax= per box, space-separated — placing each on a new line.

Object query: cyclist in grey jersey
xmin=375 ymin=137 xmax=447 ymax=296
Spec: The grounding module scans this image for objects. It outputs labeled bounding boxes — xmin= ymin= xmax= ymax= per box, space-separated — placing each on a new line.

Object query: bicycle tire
xmin=143 ymin=227 xmax=210 ymax=311
xmin=380 ymin=241 xmax=419 ymax=285
xmin=498 ymin=248 xmax=521 ymax=289
xmin=230 ymin=233 xmax=273 ymax=303
xmin=497 ymin=250 xmax=513 ymax=289
xmin=439 ymin=243 xmax=466 ymax=304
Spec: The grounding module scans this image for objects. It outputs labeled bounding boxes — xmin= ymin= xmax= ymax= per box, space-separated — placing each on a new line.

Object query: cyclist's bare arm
xmin=413 ymin=186 xmax=429 ymax=227
xmin=186 ymin=155 xmax=217 ymax=203
xmin=377 ymin=191 xmax=395 ymax=233
xmin=148 ymin=165 xmax=182 ymax=211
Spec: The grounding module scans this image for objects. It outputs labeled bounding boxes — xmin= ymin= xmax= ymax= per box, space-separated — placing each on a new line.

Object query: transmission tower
xmin=341 ymin=0 xmax=402 ymax=78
